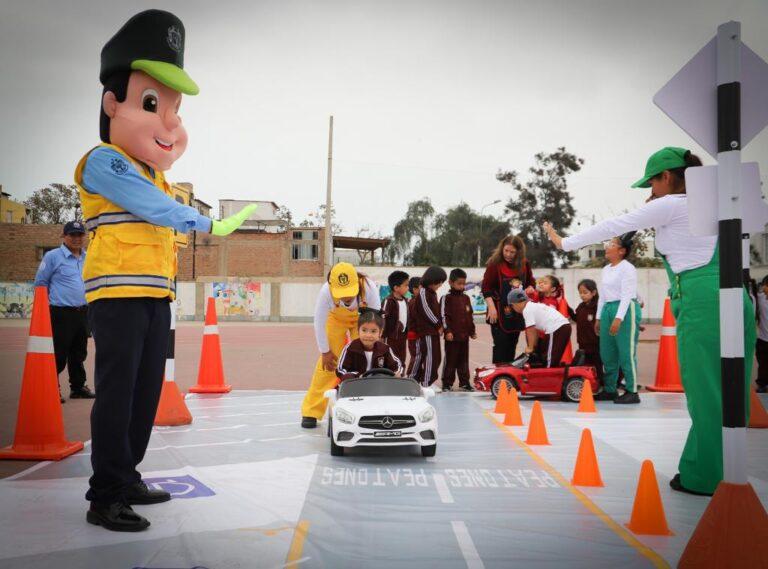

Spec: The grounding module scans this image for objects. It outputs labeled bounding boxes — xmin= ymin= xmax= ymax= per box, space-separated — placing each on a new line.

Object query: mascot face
xmin=103 ymin=71 xmax=188 ymax=171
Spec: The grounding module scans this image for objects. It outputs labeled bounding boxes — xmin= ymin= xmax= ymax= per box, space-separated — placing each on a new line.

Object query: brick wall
xmin=0 ymin=223 xmax=79 ymax=281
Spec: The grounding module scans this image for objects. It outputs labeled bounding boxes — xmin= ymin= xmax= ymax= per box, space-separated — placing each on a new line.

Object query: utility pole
xmin=324 ymin=116 xmax=334 ymax=274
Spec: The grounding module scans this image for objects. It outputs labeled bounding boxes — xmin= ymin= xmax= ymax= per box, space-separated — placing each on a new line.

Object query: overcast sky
xmin=1 ymin=0 xmax=767 ymax=236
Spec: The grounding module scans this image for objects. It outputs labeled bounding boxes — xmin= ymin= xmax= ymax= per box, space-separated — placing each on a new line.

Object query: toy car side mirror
xmin=422 ymin=387 xmax=436 ymax=399
xmin=324 ymin=389 xmax=337 ymax=402
xmin=523 ymin=364 xmax=531 ymax=372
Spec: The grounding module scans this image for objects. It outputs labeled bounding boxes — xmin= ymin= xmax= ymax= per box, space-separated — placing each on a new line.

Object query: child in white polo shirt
xmin=507 ymin=288 xmax=572 ymax=367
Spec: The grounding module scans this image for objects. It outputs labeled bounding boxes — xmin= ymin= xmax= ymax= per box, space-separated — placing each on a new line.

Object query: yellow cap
xmin=329 ymin=262 xmax=359 ymax=298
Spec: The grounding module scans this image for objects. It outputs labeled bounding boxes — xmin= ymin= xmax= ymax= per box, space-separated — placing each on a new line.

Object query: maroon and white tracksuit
xmin=336 ymin=339 xmax=403 ymax=382
xmin=382 ymin=294 xmax=408 ymax=364
xmin=406 ymin=296 xmax=422 ymax=378
xmin=412 ymin=287 xmax=442 ymax=386
xmin=441 ymin=289 xmax=476 ymax=389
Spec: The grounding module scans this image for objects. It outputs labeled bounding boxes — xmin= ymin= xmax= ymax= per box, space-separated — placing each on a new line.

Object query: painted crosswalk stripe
xmin=451 ymin=521 xmax=485 ymax=569
xmin=433 ymin=473 xmax=455 ymax=504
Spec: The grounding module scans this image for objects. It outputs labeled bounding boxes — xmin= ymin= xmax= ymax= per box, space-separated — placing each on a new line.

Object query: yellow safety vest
xmin=75 ymin=143 xmax=177 ymax=302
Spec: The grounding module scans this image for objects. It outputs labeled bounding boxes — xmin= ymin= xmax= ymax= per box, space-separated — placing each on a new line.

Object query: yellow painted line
xmin=285 ymin=519 xmax=310 ymax=568
xmin=484 ymin=410 xmax=670 ymax=569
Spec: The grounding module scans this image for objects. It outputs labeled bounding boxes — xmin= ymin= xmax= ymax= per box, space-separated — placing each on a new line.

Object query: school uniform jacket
xmin=407 ymin=296 xmax=420 ymax=340
xmin=413 ymin=287 xmax=442 ymax=336
xmin=574 ymin=299 xmax=599 ymax=353
xmin=382 ymin=295 xmax=408 ymax=341
xmin=440 ymin=289 xmax=476 ymax=341
xmin=336 ymin=339 xmax=403 ymax=381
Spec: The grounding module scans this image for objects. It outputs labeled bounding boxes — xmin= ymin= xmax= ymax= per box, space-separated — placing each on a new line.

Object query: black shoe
xmin=60 ymin=394 xmax=66 ymax=404
xmin=669 ymin=474 xmax=713 ymax=497
xmin=70 ymin=386 xmax=96 ymax=399
xmin=125 ymin=481 xmax=171 ymax=505
xmin=614 ymin=391 xmax=641 ymax=404
xmin=594 ymin=391 xmax=617 ymax=401
xmin=757 ymin=385 xmax=767 ymax=394
xmin=301 ymin=416 xmax=317 ymax=429
xmin=442 ymin=385 xmax=453 ymax=392
xmin=459 ymin=384 xmax=474 ymax=392
xmin=87 ymin=502 xmax=150 ymax=532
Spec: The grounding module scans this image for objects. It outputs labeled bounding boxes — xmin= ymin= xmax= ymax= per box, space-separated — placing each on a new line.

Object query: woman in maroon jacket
xmin=481 ymin=235 xmax=535 ymax=363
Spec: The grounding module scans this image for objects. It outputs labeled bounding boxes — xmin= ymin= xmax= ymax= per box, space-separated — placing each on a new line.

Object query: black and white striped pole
xmin=716 ymin=20 xmax=746 ymax=486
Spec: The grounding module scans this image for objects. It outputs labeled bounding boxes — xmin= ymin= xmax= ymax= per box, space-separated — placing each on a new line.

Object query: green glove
xmin=211 ymin=204 xmax=257 ymax=236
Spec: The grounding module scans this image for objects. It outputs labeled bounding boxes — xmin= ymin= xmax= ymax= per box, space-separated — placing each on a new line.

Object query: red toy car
xmin=473 ymin=351 xmax=599 ymax=403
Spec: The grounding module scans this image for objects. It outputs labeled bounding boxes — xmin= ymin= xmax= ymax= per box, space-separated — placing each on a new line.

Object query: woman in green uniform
xmin=544 ymin=147 xmax=755 ymax=496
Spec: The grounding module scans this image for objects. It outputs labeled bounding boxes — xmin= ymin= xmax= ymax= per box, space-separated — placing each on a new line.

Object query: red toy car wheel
xmin=491 ymin=376 xmax=517 ymax=400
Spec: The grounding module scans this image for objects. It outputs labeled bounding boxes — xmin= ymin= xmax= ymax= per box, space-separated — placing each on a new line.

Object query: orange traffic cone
xmin=503 ymin=387 xmax=524 ymax=426
xmin=625 ymin=460 xmax=673 ymax=536
xmin=571 ymin=429 xmax=603 ymax=486
xmin=678 ymin=481 xmax=768 ymax=568
xmin=0 ymin=287 xmax=84 ymax=460
xmin=155 ymin=304 xmax=192 ymax=425
xmin=557 ymin=293 xmax=573 ymax=365
xmin=494 ymin=382 xmax=509 ymax=413
xmin=525 ymin=401 xmax=550 ymax=445
xmin=190 ymin=297 xmax=231 ymax=394
xmin=577 ymin=379 xmax=596 ymax=413
xmin=646 ymin=298 xmax=683 ymax=392
xmin=748 ymin=387 xmax=768 ymax=429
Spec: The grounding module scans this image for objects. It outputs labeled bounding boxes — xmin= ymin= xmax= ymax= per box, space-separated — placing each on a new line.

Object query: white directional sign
xmin=654 ymin=38 xmax=768 ymax=158
xmin=686 ymin=162 xmax=768 ymax=236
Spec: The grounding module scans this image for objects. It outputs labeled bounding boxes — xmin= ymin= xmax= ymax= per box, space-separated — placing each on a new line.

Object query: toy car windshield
xmin=338 ymin=377 xmax=423 ymax=399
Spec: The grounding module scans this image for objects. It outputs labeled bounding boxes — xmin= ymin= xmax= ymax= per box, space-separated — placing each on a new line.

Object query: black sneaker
xmin=87 ymin=502 xmax=150 ymax=532
xmin=301 ymin=416 xmax=317 ymax=429
xmin=594 ymin=391 xmax=617 ymax=401
xmin=757 ymin=385 xmax=767 ymax=394
xmin=669 ymin=473 xmax=713 ymax=497
xmin=614 ymin=391 xmax=641 ymax=404
xmin=442 ymin=385 xmax=453 ymax=392
xmin=70 ymin=386 xmax=96 ymax=399
xmin=60 ymin=393 xmax=66 ymax=404
xmin=459 ymin=385 xmax=474 ymax=392
xmin=125 ymin=481 xmax=171 ymax=505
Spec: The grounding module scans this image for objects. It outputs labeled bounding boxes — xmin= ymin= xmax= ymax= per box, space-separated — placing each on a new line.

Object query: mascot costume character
xmin=76 ymin=9 xmax=255 ymax=532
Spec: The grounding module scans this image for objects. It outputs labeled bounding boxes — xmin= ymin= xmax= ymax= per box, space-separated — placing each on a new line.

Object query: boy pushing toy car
xmin=507 ymin=288 xmax=572 ymax=368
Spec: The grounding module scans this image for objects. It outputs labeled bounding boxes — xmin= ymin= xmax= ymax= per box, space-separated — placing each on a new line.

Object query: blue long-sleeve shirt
xmin=34 ymin=244 xmax=87 ymax=307
xmin=81 ymin=146 xmax=212 ymax=234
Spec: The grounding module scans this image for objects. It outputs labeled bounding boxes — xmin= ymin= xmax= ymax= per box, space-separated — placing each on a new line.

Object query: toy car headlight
xmin=418 ymin=407 xmax=435 ymax=423
xmin=477 ymin=369 xmax=496 ymax=379
xmin=334 ymin=407 xmax=355 ymax=425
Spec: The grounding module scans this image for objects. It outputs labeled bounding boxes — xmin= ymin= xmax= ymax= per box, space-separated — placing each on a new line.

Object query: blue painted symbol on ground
xmin=142 ymin=475 xmax=215 ymax=499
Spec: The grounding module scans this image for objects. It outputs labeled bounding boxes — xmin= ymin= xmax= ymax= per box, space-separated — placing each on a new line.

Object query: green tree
xmin=496 ymin=148 xmax=584 ymax=267
xmin=390 ymin=198 xmax=435 ymax=265
xmin=24 ymin=183 xmax=81 ymax=224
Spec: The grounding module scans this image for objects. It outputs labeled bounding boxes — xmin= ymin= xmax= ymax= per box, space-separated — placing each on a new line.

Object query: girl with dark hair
xmin=545 ymin=147 xmax=755 ymax=496
xmin=536 ymin=274 xmax=562 ymax=309
xmin=594 ymin=233 xmax=641 ymax=403
xmin=574 ymin=279 xmax=603 ymax=382
xmin=481 ymin=235 xmax=535 ymax=363
xmin=413 ymin=266 xmax=447 ymax=388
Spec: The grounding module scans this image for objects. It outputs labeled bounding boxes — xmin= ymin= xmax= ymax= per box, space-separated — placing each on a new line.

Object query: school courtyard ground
xmin=0 ymin=320 xmax=766 ymax=568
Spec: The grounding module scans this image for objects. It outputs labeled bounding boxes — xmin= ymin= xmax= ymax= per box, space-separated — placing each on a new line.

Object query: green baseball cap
xmin=631 ymin=147 xmax=689 ymax=188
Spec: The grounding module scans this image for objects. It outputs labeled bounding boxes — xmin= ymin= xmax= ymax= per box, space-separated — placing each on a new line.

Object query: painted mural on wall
xmin=0 ymin=283 xmax=34 ymax=318
xmin=212 ymin=280 xmax=269 ymax=317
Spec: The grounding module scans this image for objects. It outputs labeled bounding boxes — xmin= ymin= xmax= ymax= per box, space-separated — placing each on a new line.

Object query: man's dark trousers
xmin=50 ymin=305 xmax=88 ymax=390
xmin=86 ymin=298 xmax=170 ymax=505
xmin=443 ymin=339 xmax=470 ymax=389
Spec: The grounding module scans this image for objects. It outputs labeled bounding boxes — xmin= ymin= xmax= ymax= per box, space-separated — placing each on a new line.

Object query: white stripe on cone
xmin=165 ymin=358 xmax=175 ymax=382
xmin=27 ymin=335 xmax=54 ymax=354
xmin=203 ymin=325 xmax=219 ymax=335
xmin=661 ymin=326 xmax=676 ymax=336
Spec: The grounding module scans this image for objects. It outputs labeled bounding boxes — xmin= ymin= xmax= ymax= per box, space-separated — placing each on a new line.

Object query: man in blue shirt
xmin=34 ymin=221 xmax=95 ymax=402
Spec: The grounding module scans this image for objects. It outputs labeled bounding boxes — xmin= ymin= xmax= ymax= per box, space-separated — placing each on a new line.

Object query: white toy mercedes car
xmin=324 ymin=369 xmax=438 ymax=457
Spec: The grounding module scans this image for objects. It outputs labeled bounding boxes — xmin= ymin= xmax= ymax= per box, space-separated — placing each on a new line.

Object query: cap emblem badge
xmin=167 ymin=25 xmax=182 ymax=52
xmin=338 ymin=273 xmax=350 ymax=286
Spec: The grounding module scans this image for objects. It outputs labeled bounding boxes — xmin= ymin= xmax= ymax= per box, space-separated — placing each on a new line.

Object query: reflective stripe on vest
xmin=85 ymin=211 xmax=147 ymax=231
xmin=84 ymin=275 xmax=175 ymax=294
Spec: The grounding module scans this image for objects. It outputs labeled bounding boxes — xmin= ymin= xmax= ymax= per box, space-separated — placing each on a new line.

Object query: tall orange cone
xmin=646 ymin=298 xmax=683 ymax=392
xmin=155 ymin=304 xmax=193 ymax=425
xmin=494 ymin=382 xmax=509 ymax=413
xmin=503 ymin=387 xmax=524 ymax=426
xmin=571 ymin=428 xmax=603 ymax=486
xmin=577 ymin=378 xmax=596 ymax=413
xmin=525 ymin=401 xmax=550 ymax=445
xmin=625 ymin=460 xmax=673 ymax=536
xmin=678 ymin=482 xmax=768 ymax=568
xmin=557 ymin=292 xmax=573 ymax=365
xmin=748 ymin=387 xmax=768 ymax=429
xmin=0 ymin=287 xmax=83 ymax=460
xmin=190 ymin=297 xmax=231 ymax=394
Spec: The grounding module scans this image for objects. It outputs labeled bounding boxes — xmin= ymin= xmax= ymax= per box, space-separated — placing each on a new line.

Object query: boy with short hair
xmin=441 ymin=268 xmax=476 ymax=392
xmin=382 ymin=270 xmax=410 ymax=364
xmin=406 ymin=277 xmax=422 ymax=378
xmin=508 ymin=288 xmax=572 ymax=368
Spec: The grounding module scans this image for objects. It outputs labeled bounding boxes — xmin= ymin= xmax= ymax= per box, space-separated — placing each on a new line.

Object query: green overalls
xmin=599 ymin=299 xmax=642 ymax=393
xmin=665 ymin=247 xmax=755 ymax=494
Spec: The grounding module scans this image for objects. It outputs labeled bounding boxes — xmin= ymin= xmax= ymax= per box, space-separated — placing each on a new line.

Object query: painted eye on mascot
xmin=141 ymin=89 xmax=159 ymax=113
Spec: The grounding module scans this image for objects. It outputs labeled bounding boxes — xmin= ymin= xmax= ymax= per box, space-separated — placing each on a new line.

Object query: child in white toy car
xmin=336 ymin=310 xmax=404 ymax=382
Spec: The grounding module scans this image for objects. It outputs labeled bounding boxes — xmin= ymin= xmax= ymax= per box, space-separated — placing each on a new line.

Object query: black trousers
xmin=385 ymin=336 xmax=407 ymax=367
xmin=539 ymin=324 xmax=572 ymax=367
xmin=407 ymin=338 xmax=422 ymax=378
xmin=50 ymin=306 xmax=89 ymax=390
xmin=443 ymin=339 xmax=470 ymax=388
xmin=86 ymin=298 xmax=170 ymax=504
xmin=582 ymin=349 xmax=604 ymax=381
xmin=757 ymin=338 xmax=768 ymax=387
xmin=416 ymin=335 xmax=441 ymax=386
xmin=490 ymin=325 xmax=520 ymax=364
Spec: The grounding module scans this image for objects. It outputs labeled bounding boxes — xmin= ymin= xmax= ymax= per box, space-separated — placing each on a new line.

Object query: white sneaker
xmin=432 ymin=386 xmax=442 ymax=393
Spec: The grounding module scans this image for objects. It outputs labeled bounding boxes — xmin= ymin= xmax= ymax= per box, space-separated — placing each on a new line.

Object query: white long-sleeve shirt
xmin=562 ymin=194 xmax=717 ymax=274
xmin=597 ymin=260 xmax=637 ymax=321
xmin=313 ymin=277 xmax=381 ymax=352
